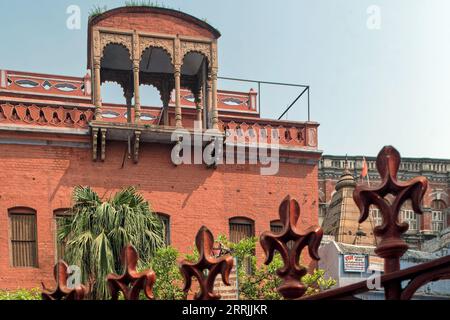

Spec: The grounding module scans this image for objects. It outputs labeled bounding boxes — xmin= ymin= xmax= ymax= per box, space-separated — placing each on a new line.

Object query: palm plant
xmin=58 ymin=186 xmax=165 ymax=300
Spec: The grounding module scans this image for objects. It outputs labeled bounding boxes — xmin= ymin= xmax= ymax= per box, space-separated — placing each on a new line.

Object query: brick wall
xmin=96 ymin=11 xmax=216 ymax=38
xmin=0 ymin=141 xmax=319 ymax=290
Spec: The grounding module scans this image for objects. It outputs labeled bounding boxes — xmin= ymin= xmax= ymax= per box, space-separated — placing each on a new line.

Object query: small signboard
xmin=343 ymin=254 xmax=366 ymax=273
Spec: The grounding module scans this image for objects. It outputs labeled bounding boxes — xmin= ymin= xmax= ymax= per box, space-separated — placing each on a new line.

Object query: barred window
xmin=229 ymin=217 xmax=254 ymax=243
xmin=431 ymin=200 xmax=446 ymax=233
xmin=157 ymin=213 xmax=171 ymax=246
xmin=229 ymin=217 xmax=254 ymax=274
xmin=54 ymin=209 xmax=72 ymax=262
xmin=9 ymin=208 xmax=38 ymax=267
xmin=401 ymin=209 xmax=418 ymax=231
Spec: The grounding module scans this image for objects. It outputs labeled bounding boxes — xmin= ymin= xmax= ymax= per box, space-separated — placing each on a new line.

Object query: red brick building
xmin=0 ymin=7 xmax=320 ymax=289
xmin=319 ymin=155 xmax=450 ymax=248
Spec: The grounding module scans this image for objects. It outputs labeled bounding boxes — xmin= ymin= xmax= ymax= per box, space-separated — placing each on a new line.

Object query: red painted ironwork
xmin=353 ymin=146 xmax=428 ymax=299
xmin=106 ymin=245 xmax=156 ymax=300
xmin=303 ymin=146 xmax=450 ymax=300
xmin=180 ymin=226 xmax=234 ymax=300
xmin=260 ymin=196 xmax=323 ymax=299
xmin=40 ymin=146 xmax=450 ymax=300
xmin=41 ymin=260 xmax=88 ymax=300
xmin=302 ymin=255 xmax=450 ymax=300
xmin=0 ymin=103 xmax=94 ymax=129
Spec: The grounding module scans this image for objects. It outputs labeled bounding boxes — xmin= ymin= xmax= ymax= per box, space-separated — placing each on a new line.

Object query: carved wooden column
xmin=174 ymin=64 xmax=182 ymax=127
xmin=210 ymin=41 xmax=219 ymax=130
xmin=194 ymin=87 xmax=203 ymax=129
xmin=125 ymin=86 xmax=133 ymax=124
xmin=206 ymin=77 xmax=212 ymax=129
xmin=93 ymin=58 xmax=102 ymax=120
xmin=132 ymin=61 xmax=141 ymax=124
xmin=132 ymin=32 xmax=141 ymax=124
xmin=211 ymin=69 xmax=219 ymax=129
xmin=92 ymin=29 xmax=102 ymax=120
xmin=163 ymin=101 xmax=169 ymax=126
xmin=161 ymin=80 xmax=170 ymax=126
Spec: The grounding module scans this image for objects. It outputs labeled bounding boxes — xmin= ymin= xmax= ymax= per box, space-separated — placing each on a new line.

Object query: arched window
xmin=54 ymin=208 xmax=72 ymax=262
xmin=229 ymin=217 xmax=254 ymax=243
xmin=156 ymin=213 xmax=171 ymax=246
xmin=431 ymin=200 xmax=446 ymax=233
xmin=9 ymin=207 xmax=38 ymax=267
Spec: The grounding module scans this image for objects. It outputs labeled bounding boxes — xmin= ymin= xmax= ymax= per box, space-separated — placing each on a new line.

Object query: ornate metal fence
xmin=41 ymin=146 xmax=450 ymax=300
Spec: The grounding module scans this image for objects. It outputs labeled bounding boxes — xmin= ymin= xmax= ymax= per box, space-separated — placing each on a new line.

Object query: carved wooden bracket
xmin=133 ymin=130 xmax=141 ymax=164
xmin=260 ymin=196 xmax=323 ymax=299
xmin=100 ymin=128 xmax=107 ymax=161
xmin=92 ymin=128 xmax=99 ymax=161
xmin=180 ymin=226 xmax=234 ymax=300
xmin=41 ymin=260 xmax=88 ymax=300
xmin=205 ymin=136 xmax=220 ymax=169
xmin=106 ymin=245 xmax=156 ymax=300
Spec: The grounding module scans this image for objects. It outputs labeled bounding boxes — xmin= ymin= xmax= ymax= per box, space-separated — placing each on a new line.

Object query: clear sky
xmin=1 ymin=0 xmax=449 ymax=158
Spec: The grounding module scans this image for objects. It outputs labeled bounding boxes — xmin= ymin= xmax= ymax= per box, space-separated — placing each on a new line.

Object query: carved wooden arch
xmin=139 ymin=37 xmax=175 ymax=66
xmin=138 ymin=78 xmax=168 ymax=104
xmin=100 ymin=79 xmax=129 ymax=98
xmin=180 ymin=41 xmax=212 ymax=69
xmin=99 ymin=33 xmax=133 ymax=61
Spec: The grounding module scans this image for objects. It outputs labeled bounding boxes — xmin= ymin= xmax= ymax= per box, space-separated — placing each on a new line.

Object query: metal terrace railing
xmin=218 ymin=76 xmax=311 ymax=122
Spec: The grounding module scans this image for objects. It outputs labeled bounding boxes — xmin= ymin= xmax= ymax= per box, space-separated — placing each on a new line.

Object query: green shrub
xmin=146 ymin=246 xmax=186 ymax=300
xmin=0 ymin=288 xmax=41 ymax=300
xmin=216 ymin=235 xmax=336 ymax=300
xmin=89 ymin=5 xmax=108 ymax=19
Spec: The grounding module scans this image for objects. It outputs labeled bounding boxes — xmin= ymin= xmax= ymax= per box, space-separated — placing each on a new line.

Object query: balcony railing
xmin=218 ymin=119 xmax=318 ymax=148
xmin=0 ymin=70 xmax=318 ymax=149
xmin=0 ymin=103 xmax=94 ymax=129
xmin=0 ymin=70 xmax=91 ymax=99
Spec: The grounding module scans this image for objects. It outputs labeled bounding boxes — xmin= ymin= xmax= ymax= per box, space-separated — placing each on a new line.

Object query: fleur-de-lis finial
xmin=180 ymin=226 xmax=234 ymax=300
xmin=106 ymin=245 xmax=156 ymax=300
xmin=353 ymin=146 xmax=428 ymax=275
xmin=41 ymin=260 xmax=88 ymax=300
xmin=260 ymin=196 xmax=323 ymax=299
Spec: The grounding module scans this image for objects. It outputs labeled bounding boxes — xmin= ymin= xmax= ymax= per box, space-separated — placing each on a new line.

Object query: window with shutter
xmin=229 ymin=217 xmax=254 ymax=274
xmin=9 ymin=208 xmax=38 ymax=267
xmin=431 ymin=200 xmax=446 ymax=233
xmin=229 ymin=218 xmax=254 ymax=243
xmin=54 ymin=209 xmax=72 ymax=262
xmin=270 ymin=220 xmax=283 ymax=234
xmin=157 ymin=213 xmax=171 ymax=246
